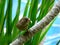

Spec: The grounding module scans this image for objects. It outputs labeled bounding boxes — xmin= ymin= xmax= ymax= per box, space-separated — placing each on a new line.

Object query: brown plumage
xmin=16 ymin=17 xmax=30 ymax=31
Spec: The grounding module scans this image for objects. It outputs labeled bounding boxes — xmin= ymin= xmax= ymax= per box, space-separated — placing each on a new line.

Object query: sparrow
xmin=16 ymin=17 xmax=30 ymax=31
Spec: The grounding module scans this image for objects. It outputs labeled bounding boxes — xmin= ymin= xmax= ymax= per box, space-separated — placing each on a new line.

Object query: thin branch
xmin=10 ymin=1 xmax=60 ymax=45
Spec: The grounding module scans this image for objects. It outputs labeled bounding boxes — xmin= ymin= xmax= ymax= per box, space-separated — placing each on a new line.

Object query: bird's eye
xmin=25 ymin=18 xmax=28 ymax=21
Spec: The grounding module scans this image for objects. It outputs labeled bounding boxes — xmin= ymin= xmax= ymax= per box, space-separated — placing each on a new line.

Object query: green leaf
xmin=6 ymin=0 xmax=12 ymax=35
xmin=23 ymin=0 xmax=30 ymax=17
xmin=12 ymin=0 xmax=21 ymax=40
xmin=28 ymin=0 xmax=39 ymax=28
xmin=0 ymin=0 xmax=6 ymax=33
xmin=37 ymin=0 xmax=54 ymax=21
xmin=12 ymin=0 xmax=21 ymax=29
xmin=5 ymin=0 xmax=12 ymax=44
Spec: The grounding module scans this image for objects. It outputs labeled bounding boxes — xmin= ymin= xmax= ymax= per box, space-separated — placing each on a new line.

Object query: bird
xmin=16 ymin=17 xmax=30 ymax=31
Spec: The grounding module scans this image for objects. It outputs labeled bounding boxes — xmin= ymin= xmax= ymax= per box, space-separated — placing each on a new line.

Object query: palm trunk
xmin=10 ymin=0 xmax=60 ymax=45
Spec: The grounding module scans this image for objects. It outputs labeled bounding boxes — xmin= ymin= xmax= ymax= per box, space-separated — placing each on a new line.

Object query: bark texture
xmin=10 ymin=1 xmax=60 ymax=45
